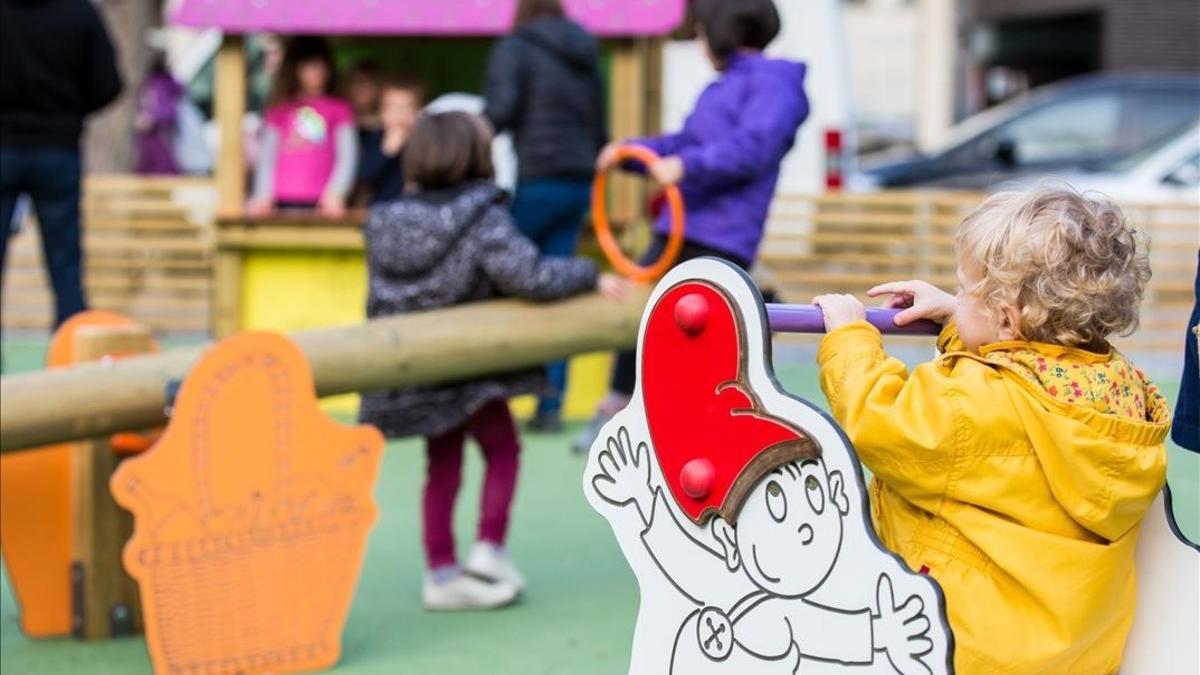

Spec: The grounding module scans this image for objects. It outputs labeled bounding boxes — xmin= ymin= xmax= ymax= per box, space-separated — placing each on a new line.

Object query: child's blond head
xmin=955 ymin=186 xmax=1151 ymax=348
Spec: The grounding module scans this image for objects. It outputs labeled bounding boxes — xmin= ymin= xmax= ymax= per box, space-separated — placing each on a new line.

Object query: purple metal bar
xmin=766 ymin=304 xmax=942 ymax=336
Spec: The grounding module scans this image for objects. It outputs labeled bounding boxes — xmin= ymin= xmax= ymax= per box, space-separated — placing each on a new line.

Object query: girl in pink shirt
xmin=248 ymin=37 xmax=358 ymax=218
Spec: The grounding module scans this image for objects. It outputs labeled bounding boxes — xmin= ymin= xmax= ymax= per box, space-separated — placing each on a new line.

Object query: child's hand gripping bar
xmin=766 ymin=304 xmax=942 ymax=336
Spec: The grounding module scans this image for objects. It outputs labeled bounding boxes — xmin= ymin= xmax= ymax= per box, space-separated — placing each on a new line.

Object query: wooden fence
xmin=2 ymin=179 xmax=1194 ymax=355
xmin=759 ymin=191 xmax=1199 ymax=353
xmin=2 ymin=175 xmax=215 ymax=333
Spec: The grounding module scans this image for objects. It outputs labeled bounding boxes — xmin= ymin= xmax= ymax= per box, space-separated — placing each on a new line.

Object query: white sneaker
xmin=464 ymin=542 xmax=527 ymax=592
xmin=422 ymin=571 xmax=518 ymax=611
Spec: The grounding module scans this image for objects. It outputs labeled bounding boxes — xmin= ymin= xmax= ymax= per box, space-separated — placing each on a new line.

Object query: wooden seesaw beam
xmin=1 ymin=290 xmax=937 ymax=454
xmin=2 ymin=290 xmax=652 ymax=454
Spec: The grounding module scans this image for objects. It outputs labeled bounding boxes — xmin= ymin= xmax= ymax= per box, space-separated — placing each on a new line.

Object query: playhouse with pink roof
xmin=189 ymin=0 xmax=686 ymax=420
xmin=174 ymin=0 xmax=684 ymax=36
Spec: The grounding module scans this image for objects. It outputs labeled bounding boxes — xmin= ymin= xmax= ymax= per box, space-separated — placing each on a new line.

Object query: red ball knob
xmin=674 ymin=293 xmax=710 ymax=337
xmin=680 ymin=458 xmax=715 ymax=500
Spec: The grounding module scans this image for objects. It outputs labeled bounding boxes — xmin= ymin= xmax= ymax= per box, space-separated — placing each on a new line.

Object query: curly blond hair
xmin=955 ymin=186 xmax=1152 ymax=347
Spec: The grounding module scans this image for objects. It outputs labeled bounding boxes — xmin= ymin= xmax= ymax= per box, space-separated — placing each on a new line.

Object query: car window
xmin=1126 ymin=89 xmax=1200 ymax=148
xmin=1163 ymin=152 xmax=1200 ymax=188
xmin=999 ymin=91 xmax=1123 ymax=163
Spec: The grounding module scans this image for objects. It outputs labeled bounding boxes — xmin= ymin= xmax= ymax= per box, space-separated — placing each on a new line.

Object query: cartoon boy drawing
xmin=593 ymin=427 xmax=933 ymax=675
xmin=583 ymin=259 xmax=951 ymax=675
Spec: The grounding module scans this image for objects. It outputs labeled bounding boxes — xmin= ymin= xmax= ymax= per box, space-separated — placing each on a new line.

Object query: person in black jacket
xmin=483 ymin=0 xmax=607 ymax=432
xmin=0 ymin=0 xmax=122 ymax=330
xmin=1174 ymin=253 xmax=1199 ymax=453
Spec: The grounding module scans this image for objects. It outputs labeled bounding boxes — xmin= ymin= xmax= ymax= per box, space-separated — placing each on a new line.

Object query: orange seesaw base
xmin=0 ymin=310 xmax=156 ymax=637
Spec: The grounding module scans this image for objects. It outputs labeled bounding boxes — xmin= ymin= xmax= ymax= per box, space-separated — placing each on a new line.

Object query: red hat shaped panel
xmin=642 ymin=281 xmax=817 ymax=524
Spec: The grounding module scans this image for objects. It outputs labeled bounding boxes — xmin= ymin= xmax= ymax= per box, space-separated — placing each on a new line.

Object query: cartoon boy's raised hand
xmin=873 ymin=574 xmax=934 ymax=675
xmin=592 ymin=427 xmax=654 ymax=526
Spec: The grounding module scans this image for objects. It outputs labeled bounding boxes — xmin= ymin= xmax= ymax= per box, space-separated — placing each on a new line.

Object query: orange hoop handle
xmin=591 ymin=145 xmax=686 ymax=282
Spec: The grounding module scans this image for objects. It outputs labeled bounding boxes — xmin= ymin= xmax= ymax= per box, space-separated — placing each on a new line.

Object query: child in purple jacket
xmin=576 ymin=0 xmax=808 ymax=451
xmin=134 ymin=57 xmax=184 ymax=175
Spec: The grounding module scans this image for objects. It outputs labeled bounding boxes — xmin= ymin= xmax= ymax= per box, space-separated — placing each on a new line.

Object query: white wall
xmin=914 ymin=0 xmax=957 ymax=152
xmin=843 ymin=0 xmax=919 ymax=141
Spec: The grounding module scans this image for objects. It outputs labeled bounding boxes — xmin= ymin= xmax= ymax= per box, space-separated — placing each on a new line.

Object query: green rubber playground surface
xmin=2 ymin=336 xmax=1197 ymax=675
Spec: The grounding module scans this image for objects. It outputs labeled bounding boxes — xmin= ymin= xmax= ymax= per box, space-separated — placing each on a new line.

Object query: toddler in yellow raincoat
xmin=812 ymin=187 xmax=1171 ymax=674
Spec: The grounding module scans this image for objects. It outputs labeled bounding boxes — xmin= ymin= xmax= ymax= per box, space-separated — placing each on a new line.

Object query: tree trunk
xmin=83 ymin=0 xmax=162 ymax=174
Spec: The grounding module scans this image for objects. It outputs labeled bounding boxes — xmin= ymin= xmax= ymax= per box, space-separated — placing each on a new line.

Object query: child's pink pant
xmin=422 ymin=399 xmax=520 ymax=569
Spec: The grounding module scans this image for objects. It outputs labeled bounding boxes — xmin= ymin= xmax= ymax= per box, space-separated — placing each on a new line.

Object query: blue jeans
xmin=1 ymin=147 xmax=87 ymax=329
xmin=511 ymin=178 xmax=591 ymax=418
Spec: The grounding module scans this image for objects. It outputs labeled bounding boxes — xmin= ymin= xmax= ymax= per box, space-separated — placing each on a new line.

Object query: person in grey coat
xmin=484 ymin=0 xmax=608 ymax=431
xmin=358 ymin=111 xmax=628 ymax=612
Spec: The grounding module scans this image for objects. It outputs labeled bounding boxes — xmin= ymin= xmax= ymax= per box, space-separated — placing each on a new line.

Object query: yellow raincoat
xmin=817 ymin=321 xmax=1170 ymax=674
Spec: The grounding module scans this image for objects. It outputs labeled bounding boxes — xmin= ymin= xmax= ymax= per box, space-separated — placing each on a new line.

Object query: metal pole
xmin=766 ymin=304 xmax=941 ymax=336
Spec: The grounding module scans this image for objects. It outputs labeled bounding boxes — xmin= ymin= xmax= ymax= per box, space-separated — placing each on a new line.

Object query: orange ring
xmin=591 ymin=144 xmax=685 ymax=282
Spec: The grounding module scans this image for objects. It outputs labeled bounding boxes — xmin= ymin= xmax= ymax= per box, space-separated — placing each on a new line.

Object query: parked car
xmin=855 ymin=74 xmax=1200 ymax=190
xmin=1030 ymin=120 xmax=1200 ymax=203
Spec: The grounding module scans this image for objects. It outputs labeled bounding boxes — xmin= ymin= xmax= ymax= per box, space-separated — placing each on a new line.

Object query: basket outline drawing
xmin=112 ymin=333 xmax=384 ymax=675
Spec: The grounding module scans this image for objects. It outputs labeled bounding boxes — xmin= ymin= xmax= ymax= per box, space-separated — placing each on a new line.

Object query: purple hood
xmin=634 ymin=53 xmax=808 ymax=264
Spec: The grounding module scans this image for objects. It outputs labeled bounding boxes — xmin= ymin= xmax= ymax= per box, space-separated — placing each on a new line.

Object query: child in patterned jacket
xmin=359 ymin=111 xmax=628 ymax=611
